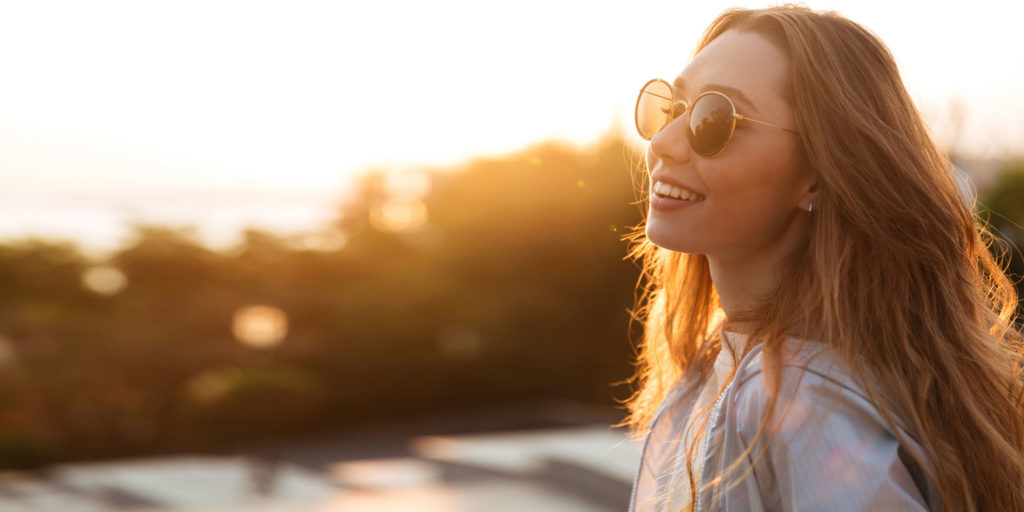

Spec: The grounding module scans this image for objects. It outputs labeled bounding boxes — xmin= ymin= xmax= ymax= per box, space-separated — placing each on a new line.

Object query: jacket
xmin=629 ymin=334 xmax=941 ymax=511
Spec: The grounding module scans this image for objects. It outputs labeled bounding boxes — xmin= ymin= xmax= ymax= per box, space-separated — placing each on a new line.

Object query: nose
xmin=649 ymin=115 xmax=693 ymax=166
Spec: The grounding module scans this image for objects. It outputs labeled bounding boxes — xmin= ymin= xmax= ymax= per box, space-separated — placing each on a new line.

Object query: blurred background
xmin=0 ymin=1 xmax=1021 ymax=510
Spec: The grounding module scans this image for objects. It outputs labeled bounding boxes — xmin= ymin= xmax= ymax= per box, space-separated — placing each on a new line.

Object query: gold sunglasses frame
xmin=634 ymin=78 xmax=797 ymax=157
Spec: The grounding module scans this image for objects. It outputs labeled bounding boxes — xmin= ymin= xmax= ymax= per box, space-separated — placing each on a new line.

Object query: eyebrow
xmin=672 ymin=76 xmax=760 ymax=115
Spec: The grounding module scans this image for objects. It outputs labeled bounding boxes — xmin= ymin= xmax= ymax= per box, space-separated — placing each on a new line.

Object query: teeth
xmin=653 ymin=180 xmax=704 ymax=201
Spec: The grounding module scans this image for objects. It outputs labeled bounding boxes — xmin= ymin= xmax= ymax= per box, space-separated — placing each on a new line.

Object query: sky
xmin=1 ymin=0 xmax=1022 ymax=253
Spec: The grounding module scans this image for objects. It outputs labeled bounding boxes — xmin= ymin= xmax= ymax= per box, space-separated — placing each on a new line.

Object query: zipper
xmin=693 ymin=339 xmax=768 ymax=511
xmin=693 ymin=377 xmax=733 ymax=512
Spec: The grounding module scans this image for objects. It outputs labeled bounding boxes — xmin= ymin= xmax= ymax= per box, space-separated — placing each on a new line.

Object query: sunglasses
xmin=634 ymin=78 xmax=797 ymax=157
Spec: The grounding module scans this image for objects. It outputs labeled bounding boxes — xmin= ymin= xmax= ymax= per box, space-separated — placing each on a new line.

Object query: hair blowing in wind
xmin=623 ymin=6 xmax=1024 ymax=511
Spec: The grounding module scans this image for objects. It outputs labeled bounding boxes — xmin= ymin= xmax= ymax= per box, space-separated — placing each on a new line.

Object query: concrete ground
xmin=0 ymin=409 xmax=641 ymax=511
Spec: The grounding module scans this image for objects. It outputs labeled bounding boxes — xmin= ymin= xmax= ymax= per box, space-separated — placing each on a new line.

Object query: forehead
xmin=674 ymin=29 xmax=790 ymax=110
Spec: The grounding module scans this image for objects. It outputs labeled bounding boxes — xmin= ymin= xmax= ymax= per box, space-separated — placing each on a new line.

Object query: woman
xmin=625 ymin=6 xmax=1024 ymax=512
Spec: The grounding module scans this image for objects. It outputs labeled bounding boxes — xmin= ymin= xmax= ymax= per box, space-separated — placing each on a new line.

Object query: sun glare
xmin=0 ymin=1 xmax=1022 ymax=251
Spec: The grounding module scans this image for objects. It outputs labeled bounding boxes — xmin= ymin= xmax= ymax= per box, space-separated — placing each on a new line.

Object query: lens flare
xmin=232 ymin=305 xmax=288 ymax=349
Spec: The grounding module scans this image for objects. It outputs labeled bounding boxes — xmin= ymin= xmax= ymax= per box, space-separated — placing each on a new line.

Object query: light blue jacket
xmin=629 ymin=335 xmax=941 ymax=511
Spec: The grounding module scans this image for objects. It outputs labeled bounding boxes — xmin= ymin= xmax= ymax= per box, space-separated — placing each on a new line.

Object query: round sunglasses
xmin=634 ymin=78 xmax=797 ymax=157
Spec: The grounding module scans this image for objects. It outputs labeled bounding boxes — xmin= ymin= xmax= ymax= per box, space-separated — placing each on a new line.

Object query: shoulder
xmin=728 ymin=338 xmax=886 ymax=442
xmin=721 ymin=339 xmax=934 ymax=510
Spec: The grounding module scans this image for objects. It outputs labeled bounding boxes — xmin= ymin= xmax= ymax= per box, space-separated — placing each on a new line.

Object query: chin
xmin=645 ymin=219 xmax=700 ymax=254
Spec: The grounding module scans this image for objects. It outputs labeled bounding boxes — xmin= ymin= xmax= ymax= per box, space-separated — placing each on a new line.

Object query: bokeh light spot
xmin=185 ymin=368 xmax=234 ymax=404
xmin=384 ymin=169 xmax=432 ymax=200
xmin=370 ymin=199 xmax=429 ymax=232
xmin=81 ymin=265 xmax=128 ymax=295
xmin=292 ymin=231 xmax=348 ymax=252
xmin=436 ymin=325 xmax=482 ymax=359
xmin=232 ymin=305 xmax=288 ymax=349
xmin=0 ymin=334 xmax=17 ymax=366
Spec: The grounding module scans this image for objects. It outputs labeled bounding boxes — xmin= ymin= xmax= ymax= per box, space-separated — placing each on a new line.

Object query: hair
xmin=623 ymin=5 xmax=1024 ymax=511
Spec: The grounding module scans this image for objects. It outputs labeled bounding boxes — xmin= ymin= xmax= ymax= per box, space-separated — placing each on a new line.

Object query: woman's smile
xmin=650 ymin=176 xmax=706 ymax=211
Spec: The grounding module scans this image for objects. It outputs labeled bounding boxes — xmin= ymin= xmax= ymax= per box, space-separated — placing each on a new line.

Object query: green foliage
xmin=980 ymin=159 xmax=1024 ymax=315
xmin=180 ymin=364 xmax=329 ymax=445
xmin=0 ymin=136 xmax=645 ymax=465
xmin=983 ymin=161 xmax=1024 ymax=240
xmin=0 ymin=430 xmax=52 ymax=470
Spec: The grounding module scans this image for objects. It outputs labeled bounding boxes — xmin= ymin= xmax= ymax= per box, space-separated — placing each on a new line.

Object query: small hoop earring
xmin=807 ymin=203 xmax=813 ymax=213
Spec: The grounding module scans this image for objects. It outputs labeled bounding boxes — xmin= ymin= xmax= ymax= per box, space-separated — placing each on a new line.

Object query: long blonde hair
xmin=624 ymin=6 xmax=1024 ymax=511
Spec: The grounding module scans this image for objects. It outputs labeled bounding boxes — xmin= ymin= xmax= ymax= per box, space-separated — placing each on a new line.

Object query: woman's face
xmin=645 ymin=29 xmax=814 ymax=262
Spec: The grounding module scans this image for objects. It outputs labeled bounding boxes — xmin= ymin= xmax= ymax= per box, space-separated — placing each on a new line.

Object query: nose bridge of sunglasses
xmin=671 ymin=99 xmax=689 ymax=119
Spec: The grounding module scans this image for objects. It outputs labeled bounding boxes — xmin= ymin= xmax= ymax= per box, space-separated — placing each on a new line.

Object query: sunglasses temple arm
xmin=734 ymin=114 xmax=798 ymax=133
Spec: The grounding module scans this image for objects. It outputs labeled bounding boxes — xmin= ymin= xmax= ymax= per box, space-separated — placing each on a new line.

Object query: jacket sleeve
xmin=732 ymin=366 xmax=930 ymax=511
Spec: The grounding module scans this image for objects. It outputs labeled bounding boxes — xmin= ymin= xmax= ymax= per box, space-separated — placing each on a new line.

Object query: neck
xmin=708 ymin=213 xmax=808 ymax=334
xmin=709 ymin=255 xmax=778 ymax=334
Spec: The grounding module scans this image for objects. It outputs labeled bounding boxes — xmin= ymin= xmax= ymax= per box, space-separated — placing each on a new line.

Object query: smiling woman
xmin=623 ymin=5 xmax=1024 ymax=512
xmin=642 ymin=29 xmax=808 ymax=265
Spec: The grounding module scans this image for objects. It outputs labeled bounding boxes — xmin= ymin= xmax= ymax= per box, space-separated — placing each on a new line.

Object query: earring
xmin=807 ymin=203 xmax=813 ymax=213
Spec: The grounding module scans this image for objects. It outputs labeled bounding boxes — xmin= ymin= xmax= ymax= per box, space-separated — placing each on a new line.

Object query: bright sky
xmin=2 ymin=0 xmax=1022 ymax=253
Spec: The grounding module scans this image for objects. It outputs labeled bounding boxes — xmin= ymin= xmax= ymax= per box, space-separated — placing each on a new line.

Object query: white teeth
xmin=653 ymin=180 xmax=704 ymax=201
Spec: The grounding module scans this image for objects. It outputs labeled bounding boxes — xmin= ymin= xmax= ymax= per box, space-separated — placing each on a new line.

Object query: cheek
xmin=707 ymin=163 xmax=779 ymax=206
xmin=706 ymin=146 xmax=803 ymax=226
xmin=711 ymin=140 xmax=801 ymax=197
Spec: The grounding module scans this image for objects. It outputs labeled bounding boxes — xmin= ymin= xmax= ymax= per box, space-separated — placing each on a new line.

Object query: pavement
xmin=0 ymin=424 xmax=641 ymax=511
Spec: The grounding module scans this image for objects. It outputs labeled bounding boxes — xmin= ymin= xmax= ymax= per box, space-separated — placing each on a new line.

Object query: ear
xmin=796 ymin=172 xmax=819 ymax=213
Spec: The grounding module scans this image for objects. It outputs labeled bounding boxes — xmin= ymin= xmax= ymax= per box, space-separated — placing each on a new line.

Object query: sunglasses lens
xmin=635 ymin=80 xmax=674 ymax=140
xmin=688 ymin=93 xmax=735 ymax=156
